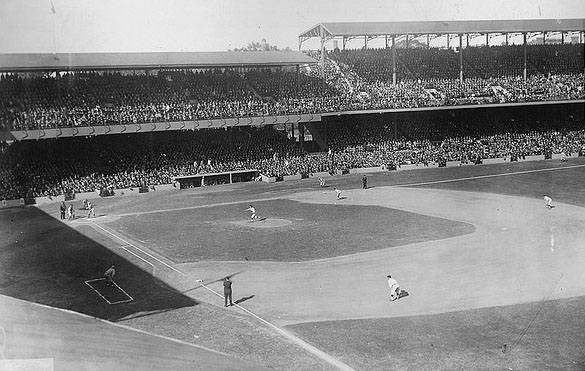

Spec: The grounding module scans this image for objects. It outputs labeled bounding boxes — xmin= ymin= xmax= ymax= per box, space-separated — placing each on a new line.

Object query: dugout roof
xmin=0 ymin=51 xmax=317 ymax=72
xmin=299 ymin=18 xmax=585 ymax=43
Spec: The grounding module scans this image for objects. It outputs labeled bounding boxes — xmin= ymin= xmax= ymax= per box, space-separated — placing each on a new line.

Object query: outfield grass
xmin=114 ymin=199 xmax=474 ymax=262
xmin=287 ymin=296 xmax=585 ymax=371
xmin=409 ymin=163 xmax=585 ymax=208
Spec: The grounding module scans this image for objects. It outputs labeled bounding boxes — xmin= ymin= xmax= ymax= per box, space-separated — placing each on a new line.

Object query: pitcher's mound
xmin=232 ymin=218 xmax=292 ymax=228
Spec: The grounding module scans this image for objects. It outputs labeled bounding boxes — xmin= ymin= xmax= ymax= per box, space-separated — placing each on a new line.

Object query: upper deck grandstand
xmin=0 ymin=19 xmax=583 ymax=136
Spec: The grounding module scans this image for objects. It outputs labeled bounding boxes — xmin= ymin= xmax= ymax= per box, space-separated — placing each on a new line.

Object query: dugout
xmin=174 ymin=169 xmax=259 ymax=189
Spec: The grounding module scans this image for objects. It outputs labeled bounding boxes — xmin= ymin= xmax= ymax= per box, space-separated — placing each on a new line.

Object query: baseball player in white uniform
xmin=387 ymin=275 xmax=401 ymax=301
xmin=543 ymin=195 xmax=553 ymax=209
xmin=245 ymin=205 xmax=258 ymax=221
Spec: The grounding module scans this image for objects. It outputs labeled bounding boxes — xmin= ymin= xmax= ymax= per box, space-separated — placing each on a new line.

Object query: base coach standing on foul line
xmin=223 ymin=276 xmax=233 ymax=307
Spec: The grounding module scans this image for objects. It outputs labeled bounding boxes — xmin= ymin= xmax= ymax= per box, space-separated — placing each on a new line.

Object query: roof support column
xmin=523 ymin=33 xmax=527 ymax=81
xmin=392 ymin=35 xmax=396 ymax=86
xmin=446 ymin=34 xmax=450 ymax=49
xmin=505 ymin=33 xmax=509 ymax=46
xmin=486 ymin=33 xmax=489 ymax=46
xmin=296 ymin=64 xmax=300 ymax=96
xmin=385 ymin=35 xmax=388 ymax=49
xmin=459 ymin=34 xmax=463 ymax=83
xmin=320 ymin=25 xmax=325 ymax=79
xmin=543 ymin=31 xmax=546 ymax=44
xmin=364 ymin=35 xmax=368 ymax=49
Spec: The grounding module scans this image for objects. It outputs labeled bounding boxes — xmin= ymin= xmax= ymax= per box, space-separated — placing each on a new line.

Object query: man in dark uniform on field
xmin=59 ymin=201 xmax=66 ymax=219
xmin=362 ymin=174 xmax=368 ymax=189
xmin=223 ymin=276 xmax=233 ymax=307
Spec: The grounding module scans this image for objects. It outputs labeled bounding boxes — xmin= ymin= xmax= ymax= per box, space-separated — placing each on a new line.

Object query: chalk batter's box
xmin=84 ymin=278 xmax=134 ymax=305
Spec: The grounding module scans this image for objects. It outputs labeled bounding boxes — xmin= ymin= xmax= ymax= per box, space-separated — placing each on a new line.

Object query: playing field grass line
xmin=396 ymin=163 xmax=585 ymax=188
xmin=196 ymin=282 xmax=358 ymax=371
xmin=508 ymin=272 xmax=564 ymax=353
xmin=91 ymin=223 xmax=185 ymax=276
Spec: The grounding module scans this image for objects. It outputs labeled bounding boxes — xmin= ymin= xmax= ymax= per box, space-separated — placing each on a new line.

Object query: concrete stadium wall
xmin=397 ymin=164 xmax=435 ymax=171
xmin=283 ymin=174 xmax=302 ymax=182
xmin=309 ymin=172 xmax=333 ymax=178
xmin=446 ymin=161 xmax=474 ymax=167
xmin=261 ymin=175 xmax=276 ymax=183
xmin=348 ymin=166 xmax=386 ymax=174
xmin=482 ymin=157 xmax=508 ymax=165
xmin=523 ymin=155 xmax=545 ymax=162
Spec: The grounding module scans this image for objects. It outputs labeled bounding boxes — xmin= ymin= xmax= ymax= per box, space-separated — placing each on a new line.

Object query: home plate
xmin=232 ymin=218 xmax=292 ymax=228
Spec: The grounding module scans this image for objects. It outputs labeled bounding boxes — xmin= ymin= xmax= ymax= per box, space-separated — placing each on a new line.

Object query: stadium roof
xmin=0 ymin=51 xmax=317 ymax=72
xmin=299 ymin=18 xmax=585 ymax=40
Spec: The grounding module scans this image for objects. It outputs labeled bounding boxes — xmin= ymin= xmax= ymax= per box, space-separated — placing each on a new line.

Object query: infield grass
xmin=113 ymin=199 xmax=474 ymax=262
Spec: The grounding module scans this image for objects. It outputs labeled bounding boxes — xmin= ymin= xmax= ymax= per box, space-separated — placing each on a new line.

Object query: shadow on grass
xmin=234 ymin=295 xmax=255 ymax=305
xmin=397 ymin=290 xmax=410 ymax=300
xmin=0 ymin=206 xmax=198 ymax=322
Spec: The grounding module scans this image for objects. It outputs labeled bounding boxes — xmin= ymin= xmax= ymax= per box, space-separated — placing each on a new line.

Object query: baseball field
xmin=1 ymin=157 xmax=584 ymax=370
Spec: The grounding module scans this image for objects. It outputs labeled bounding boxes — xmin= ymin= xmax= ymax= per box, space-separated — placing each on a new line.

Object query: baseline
xmin=196 ymin=281 xmax=358 ymax=371
xmin=91 ymin=223 xmax=185 ymax=277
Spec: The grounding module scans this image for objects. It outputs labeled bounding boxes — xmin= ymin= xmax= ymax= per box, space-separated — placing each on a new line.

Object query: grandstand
xmin=0 ymin=19 xmax=583 ymax=202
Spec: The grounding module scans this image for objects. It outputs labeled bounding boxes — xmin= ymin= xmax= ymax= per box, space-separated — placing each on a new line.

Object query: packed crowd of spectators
xmin=1 ymin=110 xmax=584 ymax=200
xmin=0 ymin=127 xmax=304 ymax=199
xmin=1 ymin=44 xmax=583 ymax=131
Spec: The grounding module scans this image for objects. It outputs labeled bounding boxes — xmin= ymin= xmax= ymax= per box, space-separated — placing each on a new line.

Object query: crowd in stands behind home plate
xmin=1 ymin=113 xmax=584 ymax=200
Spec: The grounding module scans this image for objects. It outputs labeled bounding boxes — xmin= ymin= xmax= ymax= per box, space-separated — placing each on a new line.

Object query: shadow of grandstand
xmin=0 ymin=206 xmax=198 ymax=322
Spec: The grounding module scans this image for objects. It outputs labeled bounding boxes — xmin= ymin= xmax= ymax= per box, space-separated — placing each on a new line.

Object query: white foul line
xmin=396 ymin=163 xmax=585 ymax=188
xmin=91 ymin=223 xmax=185 ymax=276
xmin=196 ymin=282 xmax=358 ymax=371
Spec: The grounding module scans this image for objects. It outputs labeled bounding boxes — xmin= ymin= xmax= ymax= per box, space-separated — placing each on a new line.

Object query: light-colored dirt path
xmin=182 ymin=187 xmax=585 ymax=326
